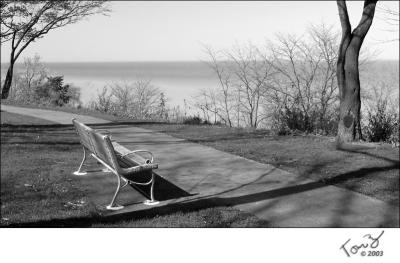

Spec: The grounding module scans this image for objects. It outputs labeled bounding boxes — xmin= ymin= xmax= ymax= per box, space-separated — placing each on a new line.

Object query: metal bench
xmin=72 ymin=118 xmax=159 ymax=210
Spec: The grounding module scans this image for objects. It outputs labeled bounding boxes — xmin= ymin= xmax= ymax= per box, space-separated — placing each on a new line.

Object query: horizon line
xmin=1 ymin=58 xmax=399 ymax=64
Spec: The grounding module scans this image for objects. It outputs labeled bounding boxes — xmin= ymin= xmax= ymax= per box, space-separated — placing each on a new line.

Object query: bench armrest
xmin=95 ymin=129 xmax=117 ymax=141
xmin=95 ymin=129 xmax=111 ymax=136
xmin=121 ymin=163 xmax=158 ymax=176
xmin=121 ymin=150 xmax=154 ymax=164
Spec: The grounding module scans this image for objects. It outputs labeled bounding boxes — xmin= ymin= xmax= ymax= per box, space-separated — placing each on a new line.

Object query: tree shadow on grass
xmin=298 ymin=143 xmax=399 ymax=226
xmin=337 ymin=143 xmax=399 ymax=164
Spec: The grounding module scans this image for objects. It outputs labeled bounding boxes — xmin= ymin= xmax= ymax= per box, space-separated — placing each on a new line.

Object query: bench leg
xmin=73 ymin=147 xmax=88 ymax=176
xmin=106 ymin=172 xmax=124 ymax=210
xmin=143 ymin=172 xmax=159 ymax=206
xmin=121 ymin=177 xmax=129 ymax=188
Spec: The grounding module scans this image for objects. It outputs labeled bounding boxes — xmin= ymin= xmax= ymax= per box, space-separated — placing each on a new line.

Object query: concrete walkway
xmin=1 ymin=105 xmax=109 ymax=124
xmin=2 ymin=105 xmax=398 ymax=227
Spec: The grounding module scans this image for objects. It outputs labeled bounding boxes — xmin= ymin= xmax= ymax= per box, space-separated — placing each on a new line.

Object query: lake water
xmin=2 ymin=60 xmax=398 ymax=114
xmin=0 ymin=61 xmax=220 ymax=108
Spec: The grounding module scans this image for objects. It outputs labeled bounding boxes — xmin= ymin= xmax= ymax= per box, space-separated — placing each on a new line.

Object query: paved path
xmin=2 ymin=105 xmax=398 ymax=227
xmin=1 ymin=105 xmax=109 ymax=124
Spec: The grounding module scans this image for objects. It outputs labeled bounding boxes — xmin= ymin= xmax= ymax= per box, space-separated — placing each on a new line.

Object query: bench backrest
xmin=72 ymin=119 xmax=122 ymax=173
xmin=72 ymin=118 xmax=94 ymax=151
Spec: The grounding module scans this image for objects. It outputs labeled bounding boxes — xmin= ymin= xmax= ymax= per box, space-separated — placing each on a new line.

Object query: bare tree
xmin=109 ymin=81 xmax=133 ymax=116
xmin=202 ymin=45 xmax=234 ymax=127
xmin=131 ymin=80 xmax=161 ymax=119
xmin=22 ymin=54 xmax=47 ymax=92
xmin=376 ymin=3 xmax=399 ymax=42
xmin=336 ymin=0 xmax=378 ymax=143
xmin=266 ymin=23 xmax=343 ymax=134
xmin=1 ymin=1 xmax=109 ymax=99
xmin=227 ymin=43 xmax=273 ymax=128
xmin=309 ymin=23 xmax=340 ymax=132
xmin=193 ymin=88 xmax=219 ymax=124
xmin=200 ymin=43 xmax=273 ymax=128
xmin=156 ymin=92 xmax=168 ymax=120
xmin=7 ymin=54 xmax=47 ymax=102
xmin=268 ymin=32 xmax=324 ymax=132
xmin=106 ymin=80 xmax=162 ymax=119
xmin=90 ymin=86 xmax=113 ymax=113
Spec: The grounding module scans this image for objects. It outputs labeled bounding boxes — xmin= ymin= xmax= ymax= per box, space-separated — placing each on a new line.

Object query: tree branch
xmin=351 ymin=0 xmax=378 ymax=49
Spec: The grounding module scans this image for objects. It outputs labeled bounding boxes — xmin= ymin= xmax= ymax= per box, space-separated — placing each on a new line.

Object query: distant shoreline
xmin=1 ymin=59 xmax=399 ymax=66
xmin=1 ymin=60 xmax=398 ymax=112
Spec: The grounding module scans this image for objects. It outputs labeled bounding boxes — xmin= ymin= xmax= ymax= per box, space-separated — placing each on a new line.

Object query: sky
xmin=1 ymin=1 xmax=398 ymax=62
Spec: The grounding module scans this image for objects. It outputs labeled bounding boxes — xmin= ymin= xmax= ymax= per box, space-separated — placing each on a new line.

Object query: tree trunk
xmin=1 ymin=63 xmax=14 ymax=99
xmin=336 ymin=0 xmax=377 ymax=143
xmin=337 ymin=43 xmax=363 ymax=142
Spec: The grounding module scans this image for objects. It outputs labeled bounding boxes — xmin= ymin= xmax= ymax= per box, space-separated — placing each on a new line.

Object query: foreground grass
xmin=141 ymin=124 xmax=400 ymax=205
xmin=93 ymin=207 xmax=266 ymax=227
xmin=0 ymin=112 xmax=266 ymax=227
xmin=1 ymin=117 xmax=97 ymax=226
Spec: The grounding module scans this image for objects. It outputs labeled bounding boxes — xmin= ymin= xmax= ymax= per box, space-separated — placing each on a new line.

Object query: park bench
xmin=72 ymin=118 xmax=159 ymax=210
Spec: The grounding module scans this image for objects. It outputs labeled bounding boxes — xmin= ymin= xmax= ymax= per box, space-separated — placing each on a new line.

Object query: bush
xmin=270 ymin=103 xmax=339 ymax=136
xmin=89 ymin=86 xmax=114 ymax=113
xmin=363 ymin=99 xmax=398 ymax=143
xmin=272 ymin=107 xmax=316 ymax=135
xmin=4 ymin=55 xmax=81 ymax=107
xmin=89 ymin=81 xmax=166 ymax=120
xmin=388 ymin=122 xmax=399 ymax=147
xmin=34 ymin=76 xmax=79 ymax=106
xmin=183 ymin=116 xmax=202 ymax=125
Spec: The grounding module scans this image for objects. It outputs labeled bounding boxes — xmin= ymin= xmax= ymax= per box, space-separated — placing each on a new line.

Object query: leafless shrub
xmin=6 ymin=55 xmax=81 ymax=107
xmin=197 ymin=43 xmax=274 ymax=128
xmin=198 ymin=22 xmax=356 ymax=135
xmin=7 ymin=55 xmax=47 ymax=103
xmin=267 ymin=23 xmax=341 ymax=134
xmin=90 ymin=80 xmax=168 ymax=120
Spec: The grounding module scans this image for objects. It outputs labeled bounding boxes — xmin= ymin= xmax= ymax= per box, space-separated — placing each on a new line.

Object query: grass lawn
xmin=139 ymin=124 xmax=399 ymax=205
xmin=0 ymin=111 xmax=267 ymax=227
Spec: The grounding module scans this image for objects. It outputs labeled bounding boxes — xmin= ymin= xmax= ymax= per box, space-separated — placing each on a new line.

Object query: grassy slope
xmin=140 ymin=124 xmax=399 ymax=205
xmin=0 ymin=111 xmax=266 ymax=227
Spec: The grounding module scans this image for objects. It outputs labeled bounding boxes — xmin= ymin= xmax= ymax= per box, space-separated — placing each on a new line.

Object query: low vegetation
xmin=3 ymin=55 xmax=81 ymax=108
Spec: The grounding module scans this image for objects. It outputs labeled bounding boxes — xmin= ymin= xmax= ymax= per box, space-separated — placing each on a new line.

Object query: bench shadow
xmin=128 ymin=172 xmax=194 ymax=201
